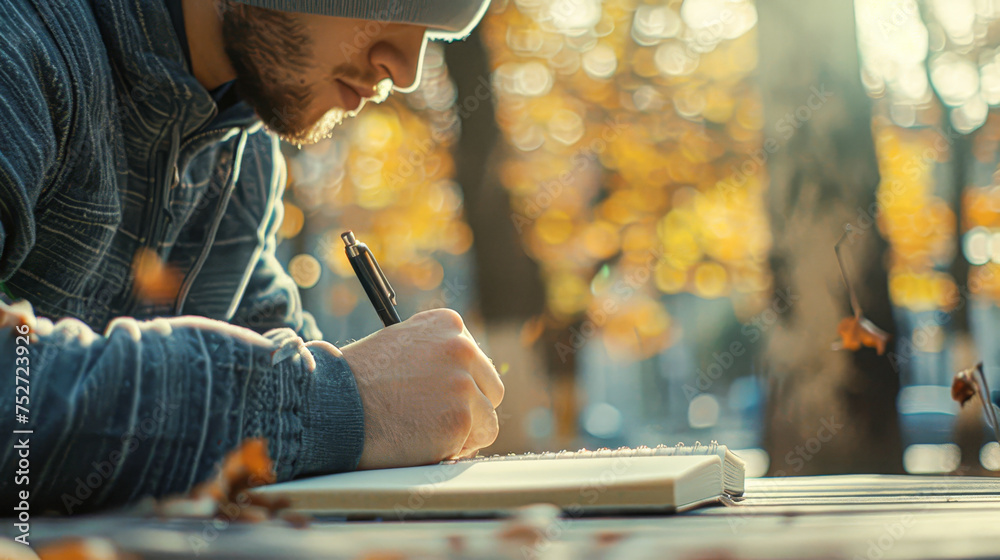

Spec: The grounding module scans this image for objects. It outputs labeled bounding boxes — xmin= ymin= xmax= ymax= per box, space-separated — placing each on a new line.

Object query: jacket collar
xmin=90 ymin=0 xmax=261 ymax=140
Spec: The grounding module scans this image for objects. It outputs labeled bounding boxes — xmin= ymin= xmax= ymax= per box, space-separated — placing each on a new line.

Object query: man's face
xmin=220 ymin=2 xmax=428 ymax=145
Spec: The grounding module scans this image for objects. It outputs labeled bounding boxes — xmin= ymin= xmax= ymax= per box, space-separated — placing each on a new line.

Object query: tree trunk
xmin=444 ymin=31 xmax=560 ymax=453
xmin=757 ymin=0 xmax=904 ymax=474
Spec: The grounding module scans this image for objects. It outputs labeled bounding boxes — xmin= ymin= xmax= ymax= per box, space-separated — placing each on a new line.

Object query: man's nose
xmin=368 ymin=24 xmax=428 ymax=93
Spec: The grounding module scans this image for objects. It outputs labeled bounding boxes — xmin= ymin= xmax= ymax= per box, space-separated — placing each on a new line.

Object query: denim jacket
xmin=0 ymin=0 xmax=365 ymax=513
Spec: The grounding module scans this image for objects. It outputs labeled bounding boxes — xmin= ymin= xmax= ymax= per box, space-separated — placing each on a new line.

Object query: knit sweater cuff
xmin=298 ymin=345 xmax=365 ymax=476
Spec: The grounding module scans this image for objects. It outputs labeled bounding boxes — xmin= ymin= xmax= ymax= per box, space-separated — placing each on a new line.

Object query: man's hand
xmin=310 ymin=308 xmax=504 ymax=470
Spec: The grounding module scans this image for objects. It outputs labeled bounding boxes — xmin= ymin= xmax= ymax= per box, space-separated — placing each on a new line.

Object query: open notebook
xmin=251 ymin=442 xmax=746 ymax=518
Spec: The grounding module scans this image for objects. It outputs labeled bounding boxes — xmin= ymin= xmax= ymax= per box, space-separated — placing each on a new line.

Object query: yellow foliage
xmin=484 ymin=0 xmax=769 ymax=356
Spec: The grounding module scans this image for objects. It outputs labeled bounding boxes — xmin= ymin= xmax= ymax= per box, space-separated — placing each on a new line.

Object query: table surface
xmin=10 ymin=475 xmax=1000 ymax=559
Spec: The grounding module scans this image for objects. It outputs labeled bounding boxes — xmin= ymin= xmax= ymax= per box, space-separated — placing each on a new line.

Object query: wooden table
xmin=10 ymin=476 xmax=1000 ymax=559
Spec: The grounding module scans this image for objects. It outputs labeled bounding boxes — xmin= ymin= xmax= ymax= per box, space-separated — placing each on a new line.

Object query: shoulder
xmin=0 ymin=3 xmax=72 ymax=179
xmin=0 ymin=1 xmax=68 ymax=96
xmin=0 ymin=0 xmax=101 ymax=155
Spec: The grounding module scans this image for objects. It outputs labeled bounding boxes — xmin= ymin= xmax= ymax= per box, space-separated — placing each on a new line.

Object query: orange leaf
xmin=131 ymin=248 xmax=183 ymax=303
xmin=37 ymin=538 xmax=134 ymax=560
xmin=951 ymin=363 xmax=1000 ymax=442
xmin=832 ymin=228 xmax=890 ymax=355
xmin=952 ymin=368 xmax=978 ymax=407
xmin=155 ymin=438 xmax=308 ymax=527
xmin=835 ymin=316 xmax=890 ymax=355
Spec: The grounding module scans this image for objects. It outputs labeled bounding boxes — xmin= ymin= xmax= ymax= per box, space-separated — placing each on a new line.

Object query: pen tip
xmin=341 ymin=231 xmax=356 ymax=246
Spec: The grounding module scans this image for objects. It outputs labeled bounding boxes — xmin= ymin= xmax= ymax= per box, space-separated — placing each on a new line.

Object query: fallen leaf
xmin=154 ymin=438 xmax=308 ymax=528
xmin=952 ymin=366 xmax=979 ymax=407
xmin=832 ymin=228 xmax=891 ymax=356
xmin=37 ymin=538 xmax=135 ymax=560
xmin=594 ymin=530 xmax=627 ymax=546
xmin=834 ymin=316 xmax=890 ymax=355
xmin=356 ymin=553 xmax=407 ymax=560
xmin=496 ymin=503 xmax=561 ymax=548
xmin=446 ymin=535 xmax=465 ymax=554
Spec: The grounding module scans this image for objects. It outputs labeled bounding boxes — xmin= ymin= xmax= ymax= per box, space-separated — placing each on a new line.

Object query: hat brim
xmin=229 ymin=0 xmax=491 ymax=40
xmin=228 ymin=0 xmax=491 ymax=94
xmin=422 ymin=0 xmax=491 ymax=40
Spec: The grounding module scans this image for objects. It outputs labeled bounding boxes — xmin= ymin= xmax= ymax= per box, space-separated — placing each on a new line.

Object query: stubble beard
xmin=219 ymin=2 xmax=343 ymax=145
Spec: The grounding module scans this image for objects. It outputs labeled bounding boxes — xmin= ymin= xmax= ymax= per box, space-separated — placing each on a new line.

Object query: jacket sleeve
xmin=0 ymin=301 xmax=364 ymax=514
xmin=227 ymin=136 xmax=324 ymax=342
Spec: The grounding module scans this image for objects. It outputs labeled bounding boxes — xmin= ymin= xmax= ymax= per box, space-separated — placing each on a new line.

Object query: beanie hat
xmin=228 ymin=0 xmax=491 ymax=41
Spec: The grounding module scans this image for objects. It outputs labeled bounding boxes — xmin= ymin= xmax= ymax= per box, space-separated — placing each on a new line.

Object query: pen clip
xmin=362 ymin=245 xmax=397 ymax=306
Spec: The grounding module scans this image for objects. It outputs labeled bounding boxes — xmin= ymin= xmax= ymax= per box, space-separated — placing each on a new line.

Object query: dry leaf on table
xmin=154 ymin=438 xmax=309 ymax=528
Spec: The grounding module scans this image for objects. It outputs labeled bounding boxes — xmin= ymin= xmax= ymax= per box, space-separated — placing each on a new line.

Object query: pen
xmin=342 ymin=231 xmax=401 ymax=326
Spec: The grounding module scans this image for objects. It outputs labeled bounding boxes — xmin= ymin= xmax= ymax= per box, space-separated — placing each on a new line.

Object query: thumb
xmin=304 ymin=340 xmax=344 ymax=359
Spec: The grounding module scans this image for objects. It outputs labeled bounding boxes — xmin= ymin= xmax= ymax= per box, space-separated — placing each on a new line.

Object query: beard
xmin=219 ymin=2 xmax=346 ymax=145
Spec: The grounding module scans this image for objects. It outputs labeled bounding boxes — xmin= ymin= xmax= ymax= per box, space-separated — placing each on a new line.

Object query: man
xmin=0 ymin=0 xmax=503 ymax=514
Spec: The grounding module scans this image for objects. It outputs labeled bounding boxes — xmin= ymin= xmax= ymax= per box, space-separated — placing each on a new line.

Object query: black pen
xmin=342 ymin=231 xmax=401 ymax=326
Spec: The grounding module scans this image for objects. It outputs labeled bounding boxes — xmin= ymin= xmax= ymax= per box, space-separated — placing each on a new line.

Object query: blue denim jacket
xmin=0 ymin=0 xmax=365 ymax=513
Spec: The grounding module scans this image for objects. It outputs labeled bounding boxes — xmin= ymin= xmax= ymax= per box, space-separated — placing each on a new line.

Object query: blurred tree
xmin=757 ymin=0 xmax=903 ymax=473
xmin=853 ymin=0 xmax=1000 ymax=473
xmin=444 ymin=31 xmax=559 ymax=452
xmin=445 ymin=31 xmax=547 ymax=323
xmin=470 ymin=0 xmax=772 ymax=448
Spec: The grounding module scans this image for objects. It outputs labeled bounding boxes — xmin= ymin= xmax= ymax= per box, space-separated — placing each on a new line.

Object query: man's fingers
xmin=457 ymin=325 xmax=505 ymax=409
xmin=467 ymin=353 xmax=504 ymax=409
xmin=461 ymin=394 xmax=499 ymax=455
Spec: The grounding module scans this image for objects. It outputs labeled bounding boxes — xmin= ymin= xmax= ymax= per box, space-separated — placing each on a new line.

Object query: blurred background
xmin=275 ymin=0 xmax=1000 ymax=476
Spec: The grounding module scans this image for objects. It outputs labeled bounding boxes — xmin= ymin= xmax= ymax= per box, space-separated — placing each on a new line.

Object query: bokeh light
xmin=483 ymin=0 xmax=769 ymax=360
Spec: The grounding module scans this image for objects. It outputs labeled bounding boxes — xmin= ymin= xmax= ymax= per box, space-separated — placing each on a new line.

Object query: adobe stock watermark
xmin=554 ymin=244 xmax=665 ymax=363
xmin=728 ymin=415 xmax=844 ymax=533
xmin=844 ymin=123 xmax=959 ymax=248
xmin=237 ymin=291 xmax=292 ymax=331
xmin=187 ymin=472 xmax=273 ymax=556
xmin=654 ymin=6 xmax=737 ymax=72
xmin=683 ymin=287 xmax=799 ymax=399
xmin=707 ymin=84 xmax=834 ymax=231
xmin=455 ymin=74 xmax=496 ymax=121
xmin=416 ymin=277 xmax=472 ymax=313
xmin=393 ymin=451 xmax=638 ymax=558
xmin=516 ymin=454 xmax=638 ymax=560
xmin=863 ymin=0 xmax=920 ymax=40
xmin=335 ymin=0 xmax=406 ymax=59
xmin=851 ymin=514 xmax=917 ymax=560
xmin=846 ymin=479 xmax=950 ymax=560
xmin=885 ymin=263 xmax=999 ymax=374
xmin=350 ymin=310 xmax=472 ymax=382
xmin=704 ymin=83 xmax=833 ymax=243
xmin=392 ymin=460 xmax=471 ymax=521
xmin=60 ymin=397 xmax=181 ymax=513
xmin=509 ymin=115 xmax=629 ymax=234
xmin=775 ymin=416 xmax=844 ymax=475
xmin=384 ymin=131 xmax=450 ymax=190
xmin=717 ymin=84 xmax=834 ymax=203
